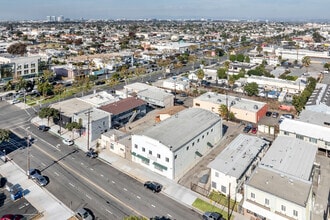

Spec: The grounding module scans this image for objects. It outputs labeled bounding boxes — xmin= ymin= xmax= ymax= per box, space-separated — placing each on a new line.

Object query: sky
xmin=0 ymin=0 xmax=329 ymax=21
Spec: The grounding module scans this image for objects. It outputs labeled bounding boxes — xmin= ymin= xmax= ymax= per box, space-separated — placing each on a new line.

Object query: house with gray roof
xmin=243 ymin=136 xmax=317 ymax=220
xmin=208 ymin=134 xmax=269 ymax=201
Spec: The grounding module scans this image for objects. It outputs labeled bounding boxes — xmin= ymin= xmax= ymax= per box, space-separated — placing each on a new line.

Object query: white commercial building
xmin=131 ymin=108 xmax=222 ymax=180
xmin=162 ymin=77 xmax=190 ymax=92
xmin=208 ymin=134 xmax=269 ymax=201
xmin=0 ymin=54 xmax=40 ymax=79
xmin=243 ymin=136 xmax=317 ymax=220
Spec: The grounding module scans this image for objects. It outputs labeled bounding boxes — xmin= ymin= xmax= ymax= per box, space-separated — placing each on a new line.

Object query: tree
xmin=0 ymin=129 xmax=10 ymax=143
xmin=7 ymin=42 xmax=27 ymax=55
xmin=256 ymin=45 xmax=263 ymax=56
xmin=323 ymin=62 xmax=330 ymax=71
xmin=196 ymin=69 xmax=205 ymax=81
xmin=37 ymin=81 xmax=53 ymax=97
xmin=123 ymin=216 xmax=147 ymax=220
xmin=236 ymin=54 xmax=245 ymax=62
xmin=38 ymin=107 xmax=59 ymax=126
xmin=15 ymin=77 xmax=27 ymax=91
xmin=312 ymin=31 xmax=325 ymax=43
xmin=217 ymin=68 xmax=227 ymax=79
xmin=229 ymin=54 xmax=237 ymax=62
xmin=218 ymin=104 xmax=229 ymax=120
xmin=302 ymin=56 xmax=311 ymax=73
xmin=65 ymin=122 xmax=82 ymax=139
xmin=244 ymin=82 xmax=259 ymax=96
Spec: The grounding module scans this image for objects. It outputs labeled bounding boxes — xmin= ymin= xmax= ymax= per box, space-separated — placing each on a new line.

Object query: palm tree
xmin=196 ymin=69 xmax=205 ymax=83
xmin=65 ymin=122 xmax=82 ymax=140
xmin=302 ymin=56 xmax=311 ymax=73
xmin=218 ymin=104 xmax=228 ymax=120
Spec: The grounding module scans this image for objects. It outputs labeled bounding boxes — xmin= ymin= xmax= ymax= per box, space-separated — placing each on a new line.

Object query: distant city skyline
xmin=0 ymin=0 xmax=329 ymax=22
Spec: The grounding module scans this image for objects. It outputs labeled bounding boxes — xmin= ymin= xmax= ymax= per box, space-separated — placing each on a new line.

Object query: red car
xmin=251 ymin=127 xmax=258 ymax=134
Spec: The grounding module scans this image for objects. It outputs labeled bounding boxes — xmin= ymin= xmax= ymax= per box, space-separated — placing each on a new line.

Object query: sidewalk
xmin=31 ymin=116 xmax=248 ymax=220
xmin=0 ymin=161 xmax=74 ymax=220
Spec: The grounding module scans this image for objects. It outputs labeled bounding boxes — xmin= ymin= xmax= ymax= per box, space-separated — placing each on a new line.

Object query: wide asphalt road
xmin=0 ymin=101 xmax=201 ymax=220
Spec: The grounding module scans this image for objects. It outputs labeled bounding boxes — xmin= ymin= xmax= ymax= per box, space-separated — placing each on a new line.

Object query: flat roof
xmin=280 ymin=118 xmax=330 ymax=142
xmin=75 ymin=108 xmax=110 ymax=121
xmin=195 ymin=92 xmax=267 ymax=113
xmin=246 ymin=166 xmax=312 ymax=207
xmin=138 ymin=108 xmax=221 ymax=152
xmin=78 ymin=91 xmax=120 ymax=107
xmin=306 ymin=83 xmax=330 ymax=107
xmin=207 ymin=134 xmax=268 ymax=179
xmin=138 ymin=87 xmax=174 ymax=100
xmin=51 ymin=98 xmax=93 ymax=117
xmin=260 ymin=136 xmax=317 ymax=181
xmin=298 ymin=109 xmax=330 ymax=126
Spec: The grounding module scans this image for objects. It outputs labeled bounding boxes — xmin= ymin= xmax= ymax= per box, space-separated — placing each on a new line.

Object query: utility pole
xmin=85 ymin=110 xmax=93 ymax=151
xmin=227 ymin=183 xmax=231 ymax=220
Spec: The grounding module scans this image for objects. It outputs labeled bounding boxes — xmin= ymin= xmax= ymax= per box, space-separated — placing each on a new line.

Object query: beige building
xmin=193 ymin=92 xmax=268 ymax=123
xmin=99 ymin=129 xmax=131 ymax=158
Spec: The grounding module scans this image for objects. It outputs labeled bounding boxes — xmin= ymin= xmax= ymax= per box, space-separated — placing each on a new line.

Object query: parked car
xmin=28 ymin=168 xmax=41 ymax=179
xmin=282 ymin=114 xmax=294 ymax=119
xmin=202 ymin=211 xmax=223 ymax=220
xmin=272 ymin=112 xmax=279 ymax=118
xmin=11 ymin=99 xmax=21 ymax=104
xmin=144 ymin=181 xmax=162 ymax=193
xmin=33 ymin=174 xmax=48 ymax=187
xmin=86 ymin=149 xmax=98 ymax=158
xmin=243 ymin=124 xmax=252 ymax=133
xmin=251 ymin=127 xmax=258 ymax=134
xmin=62 ymin=139 xmax=74 ymax=146
xmin=265 ymin=111 xmax=272 ymax=117
xmin=75 ymin=208 xmax=93 ymax=220
xmin=38 ymin=125 xmax=50 ymax=132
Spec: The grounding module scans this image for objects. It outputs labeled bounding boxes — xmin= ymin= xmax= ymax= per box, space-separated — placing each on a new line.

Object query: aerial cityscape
xmin=0 ymin=2 xmax=329 ymax=220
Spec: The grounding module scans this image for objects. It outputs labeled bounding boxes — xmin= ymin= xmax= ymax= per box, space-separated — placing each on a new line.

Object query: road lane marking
xmin=151 ymin=204 xmax=155 ymax=208
xmin=111 ymin=181 xmax=115 ymax=184
xmin=69 ymin=182 xmax=75 ymax=187
xmin=41 ymin=162 xmax=46 ymax=166
xmin=90 ymin=168 xmax=94 ymax=171
xmin=123 ymin=188 xmax=127 ymax=191
xmin=136 ymin=196 xmax=141 ymax=199
xmin=100 ymin=174 xmax=104 ymax=177
xmin=54 ymin=172 xmax=59 ymax=176
xmin=31 ymin=143 xmax=146 ymax=218
xmin=86 ymin=194 xmax=92 ymax=200
xmin=167 ymin=214 xmax=172 ymax=218
xmin=105 ymin=209 xmax=113 ymax=214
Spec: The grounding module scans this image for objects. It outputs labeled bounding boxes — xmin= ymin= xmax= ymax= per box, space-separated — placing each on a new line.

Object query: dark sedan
xmin=144 ymin=181 xmax=162 ymax=193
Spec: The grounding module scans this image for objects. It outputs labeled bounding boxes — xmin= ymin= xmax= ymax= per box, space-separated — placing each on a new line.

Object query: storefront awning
xmin=207 ymin=142 xmax=213 ymax=148
xmin=195 ymin=151 xmax=203 ymax=157
xmin=136 ymin=154 xmax=150 ymax=163
xmin=153 ymin=162 xmax=168 ymax=171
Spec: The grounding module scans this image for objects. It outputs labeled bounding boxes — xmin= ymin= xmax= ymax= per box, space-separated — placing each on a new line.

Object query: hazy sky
xmin=0 ymin=0 xmax=329 ymax=21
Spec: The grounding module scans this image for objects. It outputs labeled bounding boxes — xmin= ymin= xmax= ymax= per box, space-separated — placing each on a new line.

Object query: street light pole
xmin=26 ymin=127 xmax=31 ymax=179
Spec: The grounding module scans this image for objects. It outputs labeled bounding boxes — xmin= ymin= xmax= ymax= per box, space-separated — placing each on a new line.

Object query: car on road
xmin=144 ymin=181 xmax=162 ymax=193
xmin=202 ymin=211 xmax=223 ymax=220
xmin=33 ymin=174 xmax=48 ymax=187
xmin=0 ymin=214 xmax=25 ymax=220
xmin=282 ymin=113 xmax=294 ymax=119
xmin=86 ymin=149 xmax=98 ymax=158
xmin=75 ymin=208 xmax=93 ymax=220
xmin=38 ymin=125 xmax=50 ymax=132
xmin=265 ymin=111 xmax=272 ymax=117
xmin=62 ymin=138 xmax=74 ymax=146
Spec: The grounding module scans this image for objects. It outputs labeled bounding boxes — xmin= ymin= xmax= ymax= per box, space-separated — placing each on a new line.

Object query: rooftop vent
xmin=254 ymin=105 xmax=258 ymax=109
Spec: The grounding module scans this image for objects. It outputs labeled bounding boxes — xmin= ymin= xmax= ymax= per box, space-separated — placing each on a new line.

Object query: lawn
xmin=192 ymin=198 xmax=233 ymax=220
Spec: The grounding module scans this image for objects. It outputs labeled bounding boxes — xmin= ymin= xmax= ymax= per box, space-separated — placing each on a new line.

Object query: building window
xmin=142 ymin=147 xmax=145 ymax=152
xmin=197 ymin=138 xmax=200 ymax=143
xmin=24 ymin=64 xmax=28 ymax=69
xmin=149 ymin=150 xmax=152 ymax=155
xmin=195 ymin=103 xmax=200 ymax=106
xmin=202 ymin=135 xmax=204 ymax=139
xmin=110 ymin=143 xmax=114 ymax=150
xmin=265 ymin=198 xmax=269 ymax=205
xmin=165 ymin=157 xmax=169 ymax=162
xmin=326 ymin=142 xmax=330 ymax=146
xmin=174 ymin=155 xmax=177 ymax=159
xmin=31 ymin=63 xmax=35 ymax=68
xmin=284 ymin=131 xmax=289 ymax=135
xmin=17 ymin=65 xmax=22 ymax=70
xmin=211 ymin=128 xmax=213 ymax=132
xmin=221 ymin=185 xmax=226 ymax=194
xmin=207 ymin=132 xmax=209 ymax=135
xmin=281 ymin=205 xmax=286 ymax=212
xmin=251 ymin=193 xmax=255 ymax=199
xmin=215 ymin=172 xmax=219 ymax=177
xmin=134 ymin=144 xmax=138 ymax=149
xmin=31 ymin=69 xmax=36 ymax=73
xmin=293 ymin=210 xmax=298 ymax=217
xmin=17 ymin=71 xmax=21 ymax=75
xmin=192 ymin=142 xmax=195 ymax=146
xmin=186 ymin=146 xmax=189 ymax=150
xmin=309 ymin=137 xmax=317 ymax=144
xmin=157 ymin=154 xmax=161 ymax=159
xmin=296 ymin=134 xmax=304 ymax=140
xmin=212 ymin=181 xmax=217 ymax=188
xmin=24 ymin=70 xmax=29 ymax=74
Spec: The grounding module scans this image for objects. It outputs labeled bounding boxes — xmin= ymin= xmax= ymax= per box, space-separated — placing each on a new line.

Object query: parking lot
xmin=0 ymin=174 xmax=38 ymax=219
